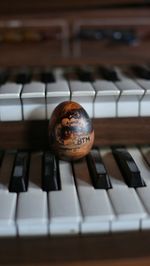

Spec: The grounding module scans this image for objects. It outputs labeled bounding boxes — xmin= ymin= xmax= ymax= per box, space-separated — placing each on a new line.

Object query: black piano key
xmin=42 ymin=152 xmax=61 ymax=191
xmin=112 ymin=148 xmax=145 ymax=188
xmin=98 ymin=66 xmax=119 ymax=81
xmin=40 ymin=70 xmax=55 ymax=83
xmin=15 ymin=69 xmax=32 ymax=84
xmin=87 ymin=149 xmax=112 ymax=189
xmin=131 ymin=65 xmax=150 ymax=80
xmin=76 ymin=68 xmax=94 ymax=82
xmin=9 ymin=151 xmax=29 ymax=192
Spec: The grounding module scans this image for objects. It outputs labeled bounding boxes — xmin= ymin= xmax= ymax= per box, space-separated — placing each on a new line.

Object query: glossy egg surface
xmin=48 ymin=101 xmax=94 ymax=161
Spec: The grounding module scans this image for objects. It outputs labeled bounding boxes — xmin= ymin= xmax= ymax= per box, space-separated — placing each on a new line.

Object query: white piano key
xmin=100 ymin=147 xmax=146 ymax=232
xmin=21 ymin=82 xmax=46 ymax=120
xmin=115 ymin=79 xmax=144 ymax=117
xmin=93 ymin=80 xmax=120 ymax=118
xmin=69 ymin=81 xmax=95 ymax=118
xmin=46 ymin=81 xmax=70 ymax=119
xmin=17 ymin=152 xmax=48 ymax=236
xmin=127 ymin=147 xmax=150 ymax=230
xmin=49 ymin=161 xmax=81 ymax=235
xmin=0 ymin=82 xmax=22 ymax=121
xmin=0 ymin=151 xmax=17 ymax=236
xmin=73 ymin=158 xmax=114 ymax=234
xmin=0 ymin=192 xmax=17 ymax=236
xmin=135 ymin=79 xmax=150 ymax=116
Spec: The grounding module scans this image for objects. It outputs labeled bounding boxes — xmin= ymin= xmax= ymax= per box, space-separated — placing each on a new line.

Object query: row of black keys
xmin=0 ymin=148 xmax=145 ymax=193
xmin=0 ymin=65 xmax=150 ymax=84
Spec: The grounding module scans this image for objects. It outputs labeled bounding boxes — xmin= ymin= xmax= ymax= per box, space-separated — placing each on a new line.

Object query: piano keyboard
xmin=0 ymin=145 xmax=149 ymax=237
xmin=0 ymin=65 xmax=150 ymax=121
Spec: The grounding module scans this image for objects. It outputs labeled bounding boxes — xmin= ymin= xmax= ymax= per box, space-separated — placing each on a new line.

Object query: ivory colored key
xmin=115 ymin=79 xmax=144 ymax=117
xmin=46 ymin=81 xmax=70 ymax=119
xmin=73 ymin=158 xmax=114 ymax=234
xmin=100 ymin=147 xmax=146 ymax=232
xmin=0 ymin=82 xmax=22 ymax=121
xmin=69 ymin=80 xmax=95 ymax=118
xmin=134 ymin=79 xmax=150 ymax=116
xmin=127 ymin=147 xmax=150 ymax=230
xmin=48 ymin=160 xmax=81 ymax=235
xmin=93 ymin=80 xmax=120 ymax=118
xmin=21 ymin=81 xmax=46 ymax=120
xmin=0 ymin=151 xmax=17 ymax=236
xmin=17 ymin=152 xmax=48 ymax=236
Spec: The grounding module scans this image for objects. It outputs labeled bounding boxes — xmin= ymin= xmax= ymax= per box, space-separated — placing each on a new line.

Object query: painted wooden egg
xmin=48 ymin=101 xmax=94 ymax=161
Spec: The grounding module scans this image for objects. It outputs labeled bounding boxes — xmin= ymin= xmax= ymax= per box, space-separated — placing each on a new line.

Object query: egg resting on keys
xmin=48 ymin=101 xmax=94 ymax=161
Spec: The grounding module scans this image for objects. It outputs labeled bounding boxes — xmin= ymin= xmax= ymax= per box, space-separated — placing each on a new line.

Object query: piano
xmin=0 ymin=0 xmax=150 ymax=265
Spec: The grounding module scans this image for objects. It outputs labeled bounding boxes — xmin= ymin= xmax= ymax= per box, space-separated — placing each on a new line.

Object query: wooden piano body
xmin=0 ymin=0 xmax=150 ymax=265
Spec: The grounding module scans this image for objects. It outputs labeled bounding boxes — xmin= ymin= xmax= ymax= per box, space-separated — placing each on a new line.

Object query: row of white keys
xmin=17 ymin=152 xmax=48 ymax=236
xmin=0 ymin=78 xmax=149 ymax=121
xmin=91 ymin=75 xmax=144 ymax=118
xmin=0 ymin=151 xmax=17 ymax=236
xmin=100 ymin=147 xmax=147 ymax=232
xmin=0 ymin=73 xmax=148 ymax=120
xmin=93 ymin=80 xmax=120 ymax=118
xmin=49 ymin=160 xmax=81 ymax=235
xmin=0 ymin=78 xmax=70 ymax=121
xmin=113 ymin=67 xmax=148 ymax=117
xmin=68 ymin=66 xmax=145 ymax=119
xmin=73 ymin=158 xmax=114 ymax=233
xmin=127 ymin=146 xmax=150 ymax=230
xmin=94 ymin=66 xmax=146 ymax=118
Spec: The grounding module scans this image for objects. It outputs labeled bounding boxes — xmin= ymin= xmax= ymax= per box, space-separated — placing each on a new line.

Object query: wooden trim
xmin=0 ymin=117 xmax=149 ymax=149
xmin=0 ymin=8 xmax=150 ymax=67
xmin=0 ymin=231 xmax=150 ymax=265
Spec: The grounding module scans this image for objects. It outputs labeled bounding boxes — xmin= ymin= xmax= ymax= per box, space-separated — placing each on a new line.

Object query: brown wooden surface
xmin=0 ymin=2 xmax=149 ymax=266
xmin=0 ymin=117 xmax=149 ymax=149
xmin=0 ymin=0 xmax=148 ymax=16
xmin=0 ymin=8 xmax=150 ymax=66
xmin=0 ymin=231 xmax=150 ymax=265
